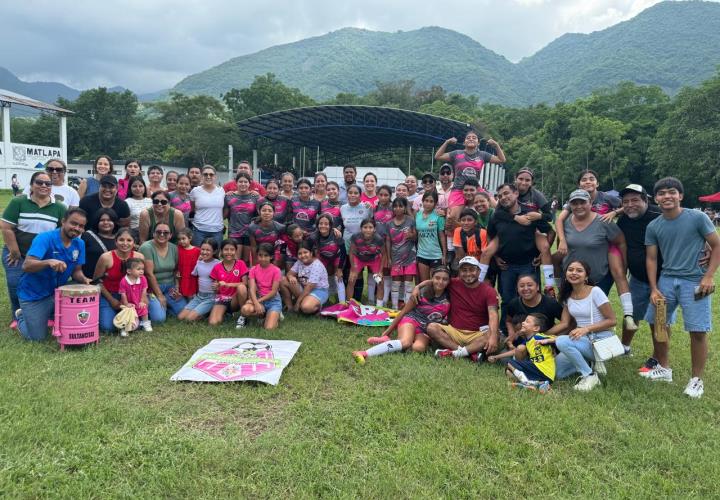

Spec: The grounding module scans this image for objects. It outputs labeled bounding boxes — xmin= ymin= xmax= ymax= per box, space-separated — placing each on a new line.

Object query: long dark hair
xmin=558 ymin=260 xmax=594 ymax=304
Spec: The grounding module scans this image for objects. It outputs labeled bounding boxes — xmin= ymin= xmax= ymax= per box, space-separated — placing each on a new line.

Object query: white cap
xmin=458 ymin=256 xmax=480 ymax=268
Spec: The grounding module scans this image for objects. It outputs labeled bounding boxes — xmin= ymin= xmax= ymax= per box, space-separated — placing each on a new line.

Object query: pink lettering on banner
xmin=193 ymin=348 xmax=279 ymax=381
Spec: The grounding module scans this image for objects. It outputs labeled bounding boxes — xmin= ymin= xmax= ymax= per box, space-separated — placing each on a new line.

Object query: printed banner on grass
xmin=170 ymin=338 xmax=301 ymax=385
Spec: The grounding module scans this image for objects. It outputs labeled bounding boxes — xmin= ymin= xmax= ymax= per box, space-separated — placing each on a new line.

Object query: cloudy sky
xmin=2 ymin=0 xmax=697 ymax=94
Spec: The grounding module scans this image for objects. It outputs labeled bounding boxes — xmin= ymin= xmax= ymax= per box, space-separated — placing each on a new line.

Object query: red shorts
xmin=398 ymin=317 xmax=428 ymax=336
xmin=391 ymin=262 xmax=417 ymax=277
xmin=447 ymin=189 xmax=466 ymax=208
xmin=352 ymin=256 xmax=382 ymax=274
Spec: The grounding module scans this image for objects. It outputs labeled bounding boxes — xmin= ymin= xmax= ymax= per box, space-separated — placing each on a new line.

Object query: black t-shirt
xmin=616 ymin=205 xmax=663 ymax=283
xmin=518 ymin=187 xmax=552 ymax=222
xmin=79 ymin=194 xmax=130 ymax=230
xmin=81 ymin=231 xmax=117 ymax=278
xmin=487 ymin=207 xmax=552 ymax=265
xmin=505 ymin=295 xmax=563 ymax=329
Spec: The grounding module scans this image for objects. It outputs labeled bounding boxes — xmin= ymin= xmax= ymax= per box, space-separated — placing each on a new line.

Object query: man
xmin=15 ymin=208 xmax=92 ymax=341
xmin=223 ymin=160 xmax=266 ymax=196
xmin=187 ymin=166 xmax=202 ymax=189
xmin=79 ymin=175 xmax=130 ymax=228
xmin=339 ymin=164 xmax=361 ymax=204
xmin=421 ymin=257 xmax=499 ymax=358
xmin=405 ymin=175 xmax=421 ymax=204
xmin=481 ymin=183 xmax=552 ymax=331
xmin=615 ymin=184 xmax=662 ymax=355
xmin=643 ymin=177 xmax=720 ymax=399
xmin=23 ymin=159 xmax=80 ymax=208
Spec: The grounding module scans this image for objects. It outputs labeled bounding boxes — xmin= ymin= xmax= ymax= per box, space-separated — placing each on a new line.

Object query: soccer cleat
xmin=352 ymin=351 xmax=367 ymax=364
xmin=434 ymin=349 xmax=453 ymax=358
xmin=573 ymin=373 xmax=600 ymax=392
xmin=142 ymin=321 xmax=153 ymax=332
xmin=511 ymin=381 xmax=537 ymax=391
xmin=624 ymin=315 xmax=639 ymax=332
xmin=367 ymin=335 xmax=391 ymax=345
xmin=647 ymin=366 xmax=673 ymax=382
xmin=235 ymin=316 xmax=246 ymax=329
xmin=638 ymin=357 xmax=659 ymax=376
xmin=119 ymin=329 xmax=128 ymax=338
xmin=683 ymin=377 xmax=704 ymax=399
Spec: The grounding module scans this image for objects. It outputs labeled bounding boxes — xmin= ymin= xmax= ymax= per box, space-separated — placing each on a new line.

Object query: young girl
xmin=387 ymin=197 xmax=417 ymax=310
xmin=117 ymin=257 xmax=152 ymax=336
xmin=321 ymin=181 xmax=343 ymax=229
xmin=280 ymin=224 xmax=304 ymax=273
xmin=225 ymin=172 xmax=259 ymax=263
xmin=309 ymin=214 xmax=346 ymax=303
xmin=178 ymin=239 xmax=220 ymax=321
xmin=124 ymin=176 xmax=152 ymax=240
xmin=394 ymin=183 xmax=409 ymax=200
xmin=355 ymin=266 xmax=451 ymax=363
xmin=248 ymin=202 xmax=286 ymax=265
xmin=176 ymin=228 xmax=201 ymax=299
xmin=165 ymin=170 xmax=179 ymax=193
xmin=118 ymin=159 xmax=142 ymax=200
xmin=346 ymin=218 xmax=386 ymax=306
xmin=291 ymin=179 xmax=321 ymax=235
xmin=374 ymin=185 xmax=394 ymax=304
xmin=280 ymin=241 xmax=330 ymax=314
xmin=241 ymin=243 xmax=283 ymax=329
xmin=169 ymin=174 xmax=192 ymax=225
xmin=361 ymin=172 xmax=378 ymax=209
xmin=416 ymin=191 xmax=447 ymax=282
xmin=260 ymin=179 xmax=291 ymax=224
xmin=208 ymin=239 xmax=249 ymax=327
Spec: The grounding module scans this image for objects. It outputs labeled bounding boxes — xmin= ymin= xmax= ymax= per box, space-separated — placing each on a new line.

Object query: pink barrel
xmin=53 ymin=284 xmax=100 ymax=351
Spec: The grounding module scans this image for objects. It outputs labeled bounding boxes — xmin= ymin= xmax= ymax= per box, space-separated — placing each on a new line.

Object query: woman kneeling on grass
xmin=280 ymin=241 xmax=329 ymax=315
xmin=208 ymin=239 xmax=248 ymax=327
xmin=353 ymin=266 xmax=451 ymax=363
xmin=241 ymin=244 xmax=283 ymax=329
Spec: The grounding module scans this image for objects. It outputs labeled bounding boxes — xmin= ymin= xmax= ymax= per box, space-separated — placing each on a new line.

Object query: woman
xmin=546 ymin=260 xmax=617 ymax=392
xmin=361 ymin=172 xmax=378 ymax=209
xmin=474 ymin=191 xmax=495 ymax=229
xmin=94 ymin=228 xmax=144 ymax=332
xmin=139 ymin=222 xmax=187 ymax=323
xmin=1 ymin=171 xmax=65 ymax=327
xmin=78 ymin=155 xmax=113 ymax=198
xmin=146 ymin=165 xmax=165 ymax=196
xmin=138 ymin=191 xmax=185 ymax=245
xmin=168 ymin=174 xmax=192 ymax=225
xmin=515 ymin=167 xmax=551 ymax=221
xmin=124 ymin=176 xmax=152 ymax=239
xmin=189 ymin=165 xmax=225 ymax=247
xmin=313 ymin=172 xmax=328 ymax=202
xmin=504 ymin=274 xmax=563 ymax=346
xmin=118 ymin=159 xmax=142 ymax=200
xmin=341 ymin=185 xmax=372 ymax=302
xmin=81 ymin=208 xmax=118 ymax=279
xmin=291 ymin=179 xmax=321 ymax=235
xmin=280 ymin=172 xmax=296 ymax=199
xmin=260 ymin=179 xmax=291 ymax=224
xmin=165 ymin=170 xmax=179 ymax=193
xmin=558 ymin=189 xmax=626 ymax=295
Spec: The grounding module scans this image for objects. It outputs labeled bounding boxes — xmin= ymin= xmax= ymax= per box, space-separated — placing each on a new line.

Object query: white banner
xmin=5 ymin=142 xmax=63 ymax=169
xmin=170 ymin=338 xmax=301 ymax=385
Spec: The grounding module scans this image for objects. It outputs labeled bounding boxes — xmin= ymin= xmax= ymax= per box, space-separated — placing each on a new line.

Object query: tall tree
xmin=223 ymin=73 xmax=315 ymax=122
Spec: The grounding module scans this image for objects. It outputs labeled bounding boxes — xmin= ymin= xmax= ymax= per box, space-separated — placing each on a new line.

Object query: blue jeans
xmin=499 ymin=262 xmax=538 ymax=331
xmin=644 ymin=275 xmax=712 ymax=332
xmin=555 ymin=332 xmax=613 ymax=378
xmin=191 ymin=229 xmax=223 ymax=248
xmin=99 ymin=293 xmax=121 ymax=332
xmin=148 ymin=283 xmax=188 ymax=324
xmin=17 ymin=295 xmax=55 ymax=342
xmin=3 ymin=246 xmax=24 ymax=321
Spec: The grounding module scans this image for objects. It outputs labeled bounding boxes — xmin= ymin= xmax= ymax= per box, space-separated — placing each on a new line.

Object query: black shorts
xmin=508 ymin=359 xmax=552 ymax=383
xmin=417 ymin=256 xmax=443 ymax=268
xmin=231 ymin=235 xmax=250 ymax=245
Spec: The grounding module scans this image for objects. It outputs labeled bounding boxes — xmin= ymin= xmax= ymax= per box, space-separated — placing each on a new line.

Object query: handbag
xmin=587 ymin=291 xmax=625 ymax=361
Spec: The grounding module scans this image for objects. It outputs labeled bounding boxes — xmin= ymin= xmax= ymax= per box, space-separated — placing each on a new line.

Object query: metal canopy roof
xmin=0 ymin=89 xmax=74 ymax=114
xmin=237 ymin=105 xmax=472 ymax=156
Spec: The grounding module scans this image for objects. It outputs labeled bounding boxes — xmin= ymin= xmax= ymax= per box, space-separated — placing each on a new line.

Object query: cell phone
xmin=694 ymin=286 xmax=713 ymax=301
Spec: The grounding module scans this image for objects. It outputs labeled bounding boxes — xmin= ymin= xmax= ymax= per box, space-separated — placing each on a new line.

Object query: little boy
xmin=453 ymin=208 xmax=487 ymax=261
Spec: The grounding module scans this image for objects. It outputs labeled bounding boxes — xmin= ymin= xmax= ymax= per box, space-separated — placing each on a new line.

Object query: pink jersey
xmin=406 ymin=292 xmax=451 ymax=331
xmin=249 ymin=264 xmax=281 ymax=297
xmin=351 ymin=232 xmax=384 ymax=262
xmin=210 ymin=260 xmax=248 ymax=300
xmin=361 ymin=193 xmax=378 ymax=209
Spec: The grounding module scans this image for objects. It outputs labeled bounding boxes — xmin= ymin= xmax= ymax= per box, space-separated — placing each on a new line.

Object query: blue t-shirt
xmin=415 ymin=211 xmax=445 ymax=260
xmin=17 ymin=229 xmax=86 ymax=301
xmin=645 ymin=209 xmax=715 ymax=280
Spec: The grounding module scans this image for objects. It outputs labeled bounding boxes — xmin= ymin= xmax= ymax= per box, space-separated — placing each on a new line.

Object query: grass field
xmin=0 ymin=191 xmax=718 ymax=498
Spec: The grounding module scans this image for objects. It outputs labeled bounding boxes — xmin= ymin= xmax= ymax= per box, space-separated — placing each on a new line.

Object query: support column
xmin=228 ymin=145 xmax=234 ymax=184
xmin=59 ymin=115 xmax=68 ymax=166
xmin=252 ymin=149 xmax=258 ymax=183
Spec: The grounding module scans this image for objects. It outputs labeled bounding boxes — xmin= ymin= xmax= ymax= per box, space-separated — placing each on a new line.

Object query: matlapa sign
xmin=0 ymin=143 xmax=62 ymax=167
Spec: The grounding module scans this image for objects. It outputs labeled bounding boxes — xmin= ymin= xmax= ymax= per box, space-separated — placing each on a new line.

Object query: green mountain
xmin=172 ymin=1 xmax=720 ymax=106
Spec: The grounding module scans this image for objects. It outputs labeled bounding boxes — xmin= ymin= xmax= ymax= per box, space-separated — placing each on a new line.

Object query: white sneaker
xmin=647 ymin=366 xmax=673 ymax=382
xmin=623 ymin=315 xmax=639 ymax=332
xmin=573 ymin=373 xmax=600 ymax=392
xmin=119 ymin=329 xmax=128 ymax=338
xmin=142 ymin=321 xmax=153 ymax=332
xmin=235 ymin=316 xmax=246 ymax=329
xmin=593 ymin=360 xmax=607 ymax=376
xmin=683 ymin=377 xmax=704 ymax=399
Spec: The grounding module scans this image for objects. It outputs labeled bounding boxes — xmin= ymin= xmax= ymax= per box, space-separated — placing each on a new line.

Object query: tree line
xmin=10 ymin=70 xmax=720 ymax=203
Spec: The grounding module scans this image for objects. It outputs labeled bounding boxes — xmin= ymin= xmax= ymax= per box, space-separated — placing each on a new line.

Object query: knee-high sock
xmin=366 ymin=339 xmax=403 ymax=357
xmin=391 ymin=281 xmax=401 ymax=309
xmin=620 ymin=292 xmax=633 ymax=316
xmin=367 ymin=278 xmax=376 ymax=305
xmin=382 ymin=279 xmax=391 ymax=305
xmin=404 ymin=280 xmax=414 ymax=303
xmin=336 ymin=276 xmax=346 ymax=302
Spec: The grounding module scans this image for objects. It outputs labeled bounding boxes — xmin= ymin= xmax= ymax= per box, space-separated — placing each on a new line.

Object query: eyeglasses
xmin=202 ymin=172 xmax=215 ymax=177
xmin=152 ymin=199 xmax=169 ymax=205
xmin=34 ymin=180 xmax=52 ymax=187
xmin=46 ymin=167 xmax=64 ymax=173
xmin=154 ymin=230 xmax=171 ymax=236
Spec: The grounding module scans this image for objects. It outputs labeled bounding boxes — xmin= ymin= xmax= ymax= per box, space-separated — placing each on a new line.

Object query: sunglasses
xmin=154 ymin=230 xmax=171 ymax=236
xmin=202 ymin=172 xmax=215 ymax=177
xmin=422 ymin=180 xmax=434 ymax=184
xmin=34 ymin=180 xmax=52 ymax=187
xmin=46 ymin=167 xmax=64 ymax=173
xmin=152 ymin=199 xmax=169 ymax=205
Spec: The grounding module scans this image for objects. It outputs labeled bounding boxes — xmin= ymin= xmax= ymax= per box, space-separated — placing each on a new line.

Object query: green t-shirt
xmin=476 ymin=208 xmax=494 ymax=230
xmin=139 ymin=240 xmax=178 ymax=285
xmin=415 ymin=211 xmax=446 ymax=260
xmin=1 ymin=195 xmax=66 ymax=256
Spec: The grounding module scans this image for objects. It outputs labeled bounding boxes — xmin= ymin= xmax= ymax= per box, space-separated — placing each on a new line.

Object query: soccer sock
xmin=542 ymin=265 xmax=555 ymax=287
xmin=376 ymin=298 xmax=384 ymax=308
xmin=403 ymin=280 xmax=414 ymax=303
xmin=391 ymin=281 xmax=401 ymax=309
xmin=367 ymin=278 xmax=376 ymax=305
xmin=479 ymin=263 xmax=489 ymax=282
xmin=366 ymin=339 xmax=403 ymax=357
xmin=382 ymin=279 xmax=391 ymax=305
xmin=620 ymin=292 xmax=633 ymax=316
xmin=452 ymin=346 xmax=469 ymax=358
xmin=336 ymin=277 xmax=346 ymax=302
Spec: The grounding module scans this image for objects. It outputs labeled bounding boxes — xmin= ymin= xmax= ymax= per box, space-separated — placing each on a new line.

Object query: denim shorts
xmin=307 ymin=286 xmax=329 ymax=306
xmin=644 ymin=275 xmax=711 ymax=332
xmin=183 ymin=292 xmax=215 ymax=316
xmin=263 ymin=294 xmax=283 ymax=313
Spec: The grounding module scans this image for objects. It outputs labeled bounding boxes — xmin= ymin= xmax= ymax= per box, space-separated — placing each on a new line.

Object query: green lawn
xmin=0 ymin=191 xmax=718 ymax=498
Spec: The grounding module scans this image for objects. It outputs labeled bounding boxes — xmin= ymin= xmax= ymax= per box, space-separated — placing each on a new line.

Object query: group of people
xmin=3 ymin=130 xmax=718 ymax=399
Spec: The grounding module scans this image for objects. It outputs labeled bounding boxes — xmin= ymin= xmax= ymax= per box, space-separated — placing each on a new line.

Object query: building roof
xmin=237 ymin=105 xmax=472 ymax=157
xmin=0 ymin=89 xmax=74 ymax=114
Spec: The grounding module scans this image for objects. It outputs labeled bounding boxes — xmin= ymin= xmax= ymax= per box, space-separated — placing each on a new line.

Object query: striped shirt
xmin=1 ymin=195 xmax=66 ymax=256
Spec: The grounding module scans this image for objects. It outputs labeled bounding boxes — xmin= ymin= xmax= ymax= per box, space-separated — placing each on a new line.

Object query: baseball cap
xmin=439 ymin=164 xmax=452 ymax=174
xmin=421 ymin=172 xmax=437 ymax=183
xmin=619 ymin=184 xmax=647 ymax=198
xmin=568 ymin=189 xmax=590 ymax=202
xmin=458 ymin=256 xmax=480 ymax=269
xmin=99 ymin=175 xmax=118 ymax=186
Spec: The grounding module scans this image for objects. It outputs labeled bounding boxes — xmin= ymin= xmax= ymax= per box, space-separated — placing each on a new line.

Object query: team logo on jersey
xmin=296 ymin=212 xmax=309 ymax=221
xmin=72 ymin=250 xmax=79 ymax=261
xmin=462 ymin=167 xmax=479 ymax=178
xmin=427 ymin=311 xmax=444 ymax=323
xmin=233 ymin=269 xmax=240 ymax=277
